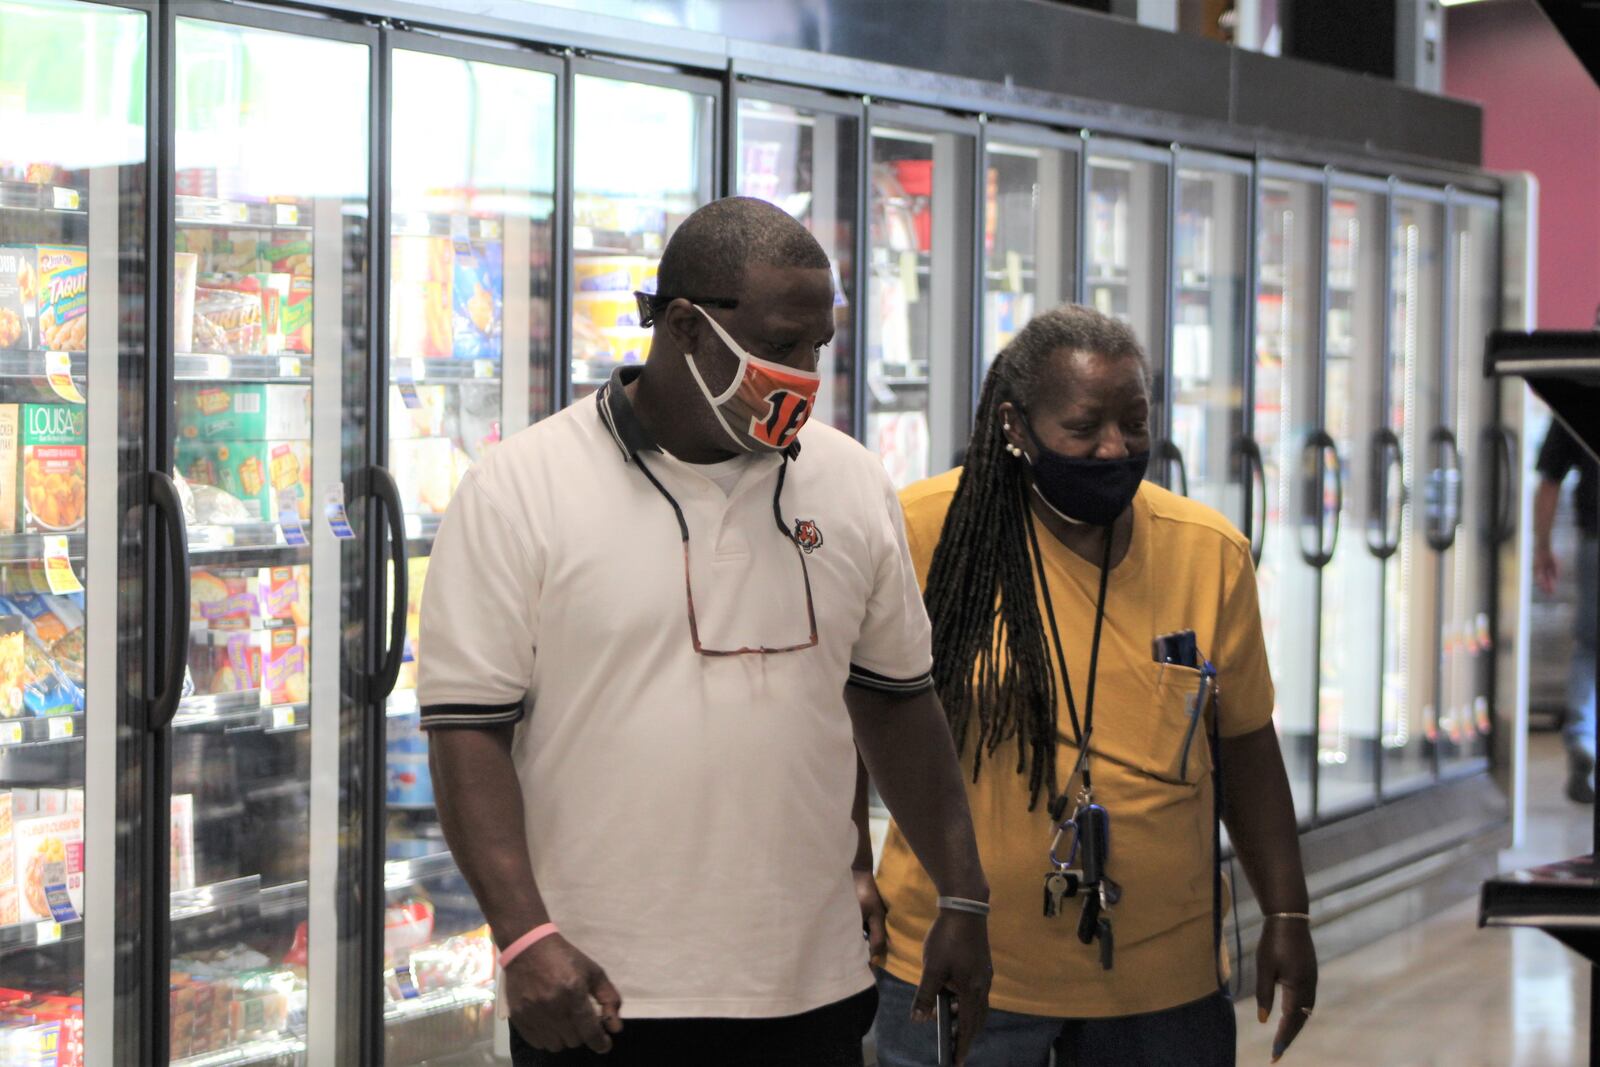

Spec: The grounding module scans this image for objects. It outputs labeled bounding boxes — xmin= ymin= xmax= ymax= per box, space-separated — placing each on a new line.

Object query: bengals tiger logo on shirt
xmin=793 ymin=518 xmax=824 ymax=554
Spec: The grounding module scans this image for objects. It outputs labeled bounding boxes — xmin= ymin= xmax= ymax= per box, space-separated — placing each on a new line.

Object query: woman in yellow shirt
xmin=864 ymin=306 xmax=1316 ymax=1066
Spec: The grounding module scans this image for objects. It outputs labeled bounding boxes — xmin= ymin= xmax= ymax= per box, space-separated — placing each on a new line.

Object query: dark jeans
xmin=510 ymin=986 xmax=878 ymax=1066
xmin=873 ymin=971 xmax=1235 ymax=1067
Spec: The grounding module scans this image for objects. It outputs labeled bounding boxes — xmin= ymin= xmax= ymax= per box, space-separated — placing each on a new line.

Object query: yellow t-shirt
xmin=876 ymin=470 xmax=1275 ymax=1018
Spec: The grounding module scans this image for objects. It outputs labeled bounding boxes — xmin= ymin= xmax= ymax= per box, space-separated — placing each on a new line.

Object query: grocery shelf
xmin=259 ymin=879 xmax=309 ymax=918
xmin=385 ymin=850 xmax=459 ymax=891
xmin=173 ymin=692 xmax=309 ymax=735
xmin=188 ymin=522 xmax=312 ymax=562
xmin=175 ymin=353 xmax=311 ymax=384
xmin=869 ymin=375 xmax=931 ymax=388
xmin=383 ymin=983 xmax=495 ymax=1025
xmin=0 ymin=532 xmax=86 ymax=565
xmin=0 ymin=350 xmax=87 ymax=381
xmin=0 ymin=914 xmax=83 ymax=955
xmin=391 ymin=357 xmax=501 ymax=385
xmin=170 ymin=874 xmax=263 ymax=923
xmin=0 ymin=713 xmax=82 ymax=748
xmin=175 ymin=196 xmax=311 ymax=231
xmin=403 ymin=513 xmax=442 ymax=545
xmin=1086 ymin=274 xmax=1131 ymax=287
xmin=0 ymin=179 xmax=86 ymax=215
xmin=172 ymin=1035 xmax=306 ymax=1067
xmin=391 ymin=211 xmax=505 ymax=242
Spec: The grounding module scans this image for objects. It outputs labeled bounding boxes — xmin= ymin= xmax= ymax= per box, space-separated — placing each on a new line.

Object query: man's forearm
xmin=1534 ymin=479 xmax=1561 ymax=551
xmin=852 ymin=754 xmax=874 ymax=871
xmin=847 ymin=687 xmax=988 ymax=900
xmin=429 ymin=725 xmax=551 ymax=947
xmin=1220 ymin=724 xmax=1309 ymax=914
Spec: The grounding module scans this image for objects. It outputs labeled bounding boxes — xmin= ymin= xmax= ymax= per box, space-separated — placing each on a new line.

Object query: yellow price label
xmin=47 ymin=716 xmax=74 ymax=740
xmin=35 ymin=920 xmax=61 ymax=945
xmin=42 ymin=538 xmax=83 ymax=595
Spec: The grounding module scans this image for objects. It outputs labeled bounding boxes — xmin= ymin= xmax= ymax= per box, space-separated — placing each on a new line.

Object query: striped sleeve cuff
xmin=419 ymin=700 xmax=526 ymax=730
xmin=847 ymin=664 xmax=934 ymax=695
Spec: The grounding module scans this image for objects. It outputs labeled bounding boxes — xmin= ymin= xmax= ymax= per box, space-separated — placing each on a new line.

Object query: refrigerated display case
xmin=1437 ymin=192 xmax=1500 ymax=776
xmin=1170 ymin=152 xmax=1250 ymax=523
xmin=1253 ymin=165 xmax=1325 ymax=821
xmin=1383 ymin=187 xmax=1448 ymax=798
xmin=1315 ymin=177 xmax=1389 ymax=818
xmin=866 ymin=107 xmax=976 ymax=486
xmin=980 ymin=128 xmax=1078 ymax=380
xmin=382 ymin=38 xmax=559 ymax=1065
xmin=569 ymin=67 xmax=716 ymax=403
xmin=735 ymin=89 xmax=859 ymax=436
xmin=0 ymin=2 xmax=146 ymax=1060
xmin=1083 ymin=140 xmax=1169 ymax=475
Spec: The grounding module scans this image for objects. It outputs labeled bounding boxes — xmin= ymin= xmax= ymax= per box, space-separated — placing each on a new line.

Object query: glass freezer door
xmin=981 ymin=135 xmax=1078 ymax=376
xmin=1437 ymin=195 xmax=1499 ymax=775
xmin=570 ymin=70 xmax=716 ymax=404
xmin=737 ymin=95 xmax=859 ymax=436
xmin=170 ymin=16 xmax=370 ymax=1064
xmin=0 ymin=2 xmax=145 ymax=1060
xmin=866 ymin=114 xmax=976 ymax=486
xmin=384 ymin=44 xmax=558 ymax=1064
xmin=1170 ymin=156 xmax=1249 ymax=523
xmin=1316 ymin=181 xmax=1388 ymax=817
xmin=1382 ymin=191 xmax=1447 ymax=797
xmin=1084 ymin=145 xmax=1169 ymax=471
xmin=1252 ymin=169 xmax=1324 ymax=821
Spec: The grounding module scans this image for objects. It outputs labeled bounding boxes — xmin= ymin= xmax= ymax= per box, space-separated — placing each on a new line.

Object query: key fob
xmin=1098 ymin=918 xmax=1115 ymax=970
xmin=1076 ymin=804 xmax=1109 ymax=885
xmin=1077 ymin=891 xmax=1101 ymax=945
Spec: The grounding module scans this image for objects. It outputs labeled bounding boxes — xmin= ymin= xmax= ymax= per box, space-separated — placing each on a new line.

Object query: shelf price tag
xmin=51 ymin=188 xmax=79 ymax=211
xmin=0 ymin=722 xmax=22 ymax=746
xmin=279 ymin=508 xmax=308 ymax=547
xmin=325 ymin=484 xmax=356 ymax=541
xmin=47 ymin=716 xmax=74 ymax=740
xmin=275 ymin=203 xmax=300 ymax=227
xmin=271 ymin=706 xmax=297 ymax=731
xmin=474 ymin=359 xmax=495 ymax=380
xmin=278 ymin=356 xmax=303 ymax=379
xmin=397 ymin=382 xmax=421 ymax=410
xmin=899 ymin=250 xmax=921 ymax=303
xmin=45 ymin=352 xmax=85 ymax=404
xmin=34 ymin=920 xmax=61 ymax=947
xmin=42 ymin=537 xmax=82 ymax=595
xmin=1005 ymin=251 xmax=1024 ymax=294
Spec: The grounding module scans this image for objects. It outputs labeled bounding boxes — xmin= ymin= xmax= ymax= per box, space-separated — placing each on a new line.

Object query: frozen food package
xmin=267 ymin=236 xmax=312 ymax=278
xmin=189 ymin=569 xmax=260 ymax=630
xmin=20 ymin=635 xmax=82 ymax=716
xmin=0 ymin=791 xmax=13 ymax=885
xmin=386 ymin=705 xmax=432 ymax=807
xmin=189 ymin=484 xmax=251 ymax=527
xmin=191 ymin=286 xmax=263 ymax=356
xmin=281 ymin=275 xmax=313 ymax=354
xmin=171 ymin=794 xmax=196 ymax=892
xmin=0 ymin=404 xmax=18 ymax=535
xmin=395 ymin=555 xmax=428 ymax=691
xmin=175 ymin=440 xmax=311 ymax=524
xmin=13 ymin=809 xmax=84 ymax=923
xmin=20 ymin=403 xmax=86 ymax=533
xmin=0 ymin=617 xmax=25 ymax=718
xmin=0 ymin=246 xmax=35 ymax=351
xmin=0 ymin=886 xmax=17 ymax=925
xmin=445 ymin=384 xmax=500 ymax=466
xmin=390 ymin=437 xmax=455 ymax=515
xmin=388 ymin=384 xmax=447 ymax=440
xmin=260 ymin=565 xmax=310 ymax=627
xmin=177 ymin=383 xmax=311 ymax=442
xmin=174 ymin=252 xmax=198 ymax=353
xmin=261 ymin=626 xmax=308 ymax=705
xmin=391 ymin=235 xmax=453 ymax=360
xmin=452 ymin=239 xmax=503 ymax=361
xmin=33 ymin=246 xmax=87 ymax=353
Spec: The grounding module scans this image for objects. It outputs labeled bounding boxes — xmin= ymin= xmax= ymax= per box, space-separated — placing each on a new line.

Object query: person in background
xmin=861 ymin=306 xmax=1316 ymax=1066
xmin=416 ymin=198 xmax=992 ymax=1066
xmin=1533 ymin=420 xmax=1598 ymax=804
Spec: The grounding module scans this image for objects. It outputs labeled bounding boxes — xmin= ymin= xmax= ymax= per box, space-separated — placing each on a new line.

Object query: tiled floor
xmin=1235 ymin=732 xmax=1594 ymax=1067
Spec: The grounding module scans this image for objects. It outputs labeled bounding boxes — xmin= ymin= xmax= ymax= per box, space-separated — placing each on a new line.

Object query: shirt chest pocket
xmin=1082 ymin=662 xmax=1213 ymax=787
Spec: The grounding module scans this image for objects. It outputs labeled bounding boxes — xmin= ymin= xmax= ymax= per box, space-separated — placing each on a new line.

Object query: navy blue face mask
xmin=1015 ymin=413 xmax=1148 ymax=527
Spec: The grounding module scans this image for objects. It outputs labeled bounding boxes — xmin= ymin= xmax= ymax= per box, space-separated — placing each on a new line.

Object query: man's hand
xmin=1255 ymin=919 xmax=1317 ymax=1063
xmin=505 ymin=934 xmax=625 ymax=1054
xmin=910 ymin=912 xmax=992 ymax=1066
xmin=854 ymin=868 xmax=889 ymax=966
xmin=1535 ymin=544 xmax=1559 ymax=596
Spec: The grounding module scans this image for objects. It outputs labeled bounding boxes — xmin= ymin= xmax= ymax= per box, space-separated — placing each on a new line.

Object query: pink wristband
xmin=498 ymin=923 xmax=559 ymax=969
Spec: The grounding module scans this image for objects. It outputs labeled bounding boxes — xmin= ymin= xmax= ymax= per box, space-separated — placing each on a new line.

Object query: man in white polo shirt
xmin=418 ymin=197 xmax=991 ymax=1066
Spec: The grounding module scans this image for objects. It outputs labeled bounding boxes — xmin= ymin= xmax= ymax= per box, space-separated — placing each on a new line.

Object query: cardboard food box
xmin=0 ymin=246 xmax=36 ymax=352
xmin=388 ymin=384 xmax=447 ymax=440
xmin=390 ymin=235 xmax=453 ymax=360
xmin=262 ymin=626 xmax=308 ymax=705
xmin=20 ymin=403 xmax=86 ymax=533
xmin=260 ymin=565 xmax=309 ymax=627
xmin=187 ymin=630 xmax=263 ymax=697
xmin=389 ymin=437 xmax=455 ymax=516
xmin=13 ymin=809 xmax=84 ymax=923
xmin=0 ymin=886 xmax=18 ymax=926
xmin=174 ymin=252 xmax=198 ymax=354
xmin=452 ymin=239 xmax=503 ymax=361
xmin=281 ymin=276 xmax=313 ymax=355
xmin=175 ymin=439 xmax=312 ymax=523
xmin=0 ymin=404 xmax=19 ymax=535
xmin=32 ymin=246 xmax=87 ymax=353
xmin=0 ymin=618 xmax=26 ymax=719
xmin=190 ymin=569 xmax=261 ymax=631
xmin=176 ymin=383 xmax=311 ymax=442
xmin=0 ymin=791 xmax=13 ymax=886
xmin=171 ymin=794 xmax=195 ymax=893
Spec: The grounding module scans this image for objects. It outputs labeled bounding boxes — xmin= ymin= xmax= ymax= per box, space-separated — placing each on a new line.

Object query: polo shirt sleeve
xmin=1214 ymin=542 xmax=1276 ymax=738
xmin=1536 ymin=422 xmax=1578 ymax=484
xmin=416 ymin=468 xmax=540 ymax=730
xmin=846 ymin=467 xmax=935 ymax=696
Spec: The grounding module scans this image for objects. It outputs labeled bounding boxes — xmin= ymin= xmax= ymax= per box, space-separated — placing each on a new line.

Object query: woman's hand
xmin=1255 ymin=917 xmax=1317 ymax=1062
xmin=854 ymin=867 xmax=888 ymax=965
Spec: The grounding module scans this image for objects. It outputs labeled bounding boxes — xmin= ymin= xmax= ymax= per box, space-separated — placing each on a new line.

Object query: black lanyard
xmin=1023 ymin=495 xmax=1115 ymax=797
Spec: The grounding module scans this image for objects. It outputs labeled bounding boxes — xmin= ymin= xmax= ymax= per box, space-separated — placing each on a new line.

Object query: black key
xmin=1098 ymin=918 xmax=1115 ymax=970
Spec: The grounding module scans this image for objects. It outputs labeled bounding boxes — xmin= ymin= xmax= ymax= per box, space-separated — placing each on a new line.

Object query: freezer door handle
xmin=1367 ymin=428 xmax=1404 ymax=561
xmin=148 ymin=471 xmax=191 ymax=730
xmin=1299 ymin=431 xmax=1339 ymax=568
xmin=1157 ymin=438 xmax=1190 ymax=497
xmin=1425 ymin=427 xmax=1462 ymax=553
xmin=1488 ymin=425 xmax=1518 ymax=545
xmin=347 ymin=464 xmax=409 ymax=702
xmin=1239 ymin=436 xmax=1266 ymax=566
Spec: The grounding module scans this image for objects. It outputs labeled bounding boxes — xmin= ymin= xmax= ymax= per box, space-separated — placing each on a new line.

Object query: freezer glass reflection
xmin=1382 ymin=195 xmax=1446 ymax=796
xmin=385 ymin=49 xmax=558 ymax=1063
xmin=1253 ymin=174 xmax=1322 ymax=820
xmin=1171 ymin=164 xmax=1249 ymax=521
xmin=170 ymin=18 xmax=369 ymax=1064
xmin=1316 ymin=186 xmax=1387 ymax=817
xmin=737 ymin=99 xmax=858 ymax=434
xmin=0 ymin=1 xmax=146 ymax=1056
xmin=570 ymin=75 xmax=714 ymax=402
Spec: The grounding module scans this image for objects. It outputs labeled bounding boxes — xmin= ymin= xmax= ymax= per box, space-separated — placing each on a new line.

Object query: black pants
xmin=510 ymin=987 xmax=878 ymax=1066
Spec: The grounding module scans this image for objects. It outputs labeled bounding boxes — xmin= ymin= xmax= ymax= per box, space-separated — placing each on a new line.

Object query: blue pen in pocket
xmin=1178 ymin=659 xmax=1217 ymax=780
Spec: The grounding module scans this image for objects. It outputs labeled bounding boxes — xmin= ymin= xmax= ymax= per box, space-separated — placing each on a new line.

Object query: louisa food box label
xmin=20 ymin=405 xmax=86 ymax=533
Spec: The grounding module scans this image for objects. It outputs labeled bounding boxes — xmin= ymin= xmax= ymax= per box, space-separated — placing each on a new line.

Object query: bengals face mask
xmin=685 ymin=305 xmax=821 ymax=453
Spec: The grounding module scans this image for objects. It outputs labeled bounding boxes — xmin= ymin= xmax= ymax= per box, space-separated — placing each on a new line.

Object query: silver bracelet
xmin=936 ymin=896 xmax=991 ymax=917
xmin=1265 ymin=912 xmax=1311 ymax=922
